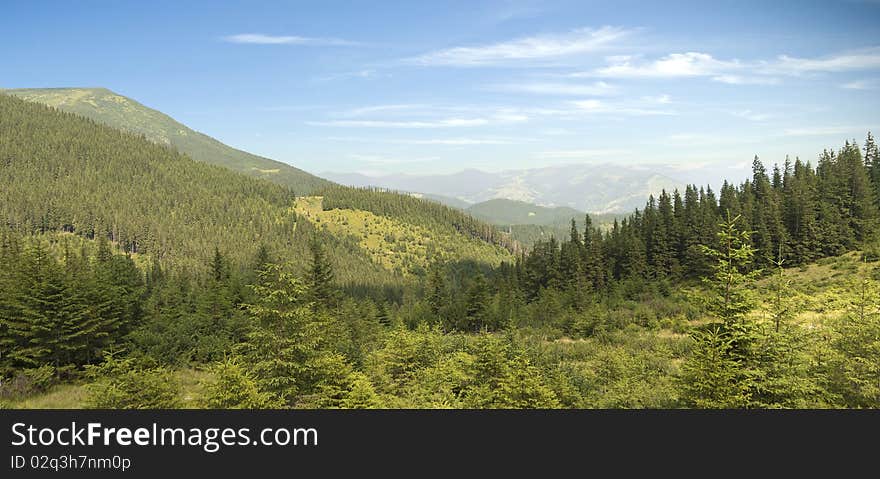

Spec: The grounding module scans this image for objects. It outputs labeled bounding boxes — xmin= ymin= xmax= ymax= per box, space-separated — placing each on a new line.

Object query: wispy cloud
xmin=583 ymin=46 xmax=880 ymax=83
xmin=315 ymin=69 xmax=381 ymax=82
xmin=489 ymin=81 xmax=617 ymax=96
xmin=309 ymin=119 xmax=491 ymax=128
xmin=841 ymin=78 xmax=879 ymax=90
xmin=769 ymin=47 xmax=880 ymax=74
xmin=407 ymin=26 xmax=632 ymax=66
xmin=712 ymin=75 xmax=780 ymax=85
xmin=641 ymin=94 xmax=672 ymax=104
xmin=327 ymin=136 xmax=529 ymax=145
xmin=348 ymin=154 xmax=439 ymax=165
xmin=535 ymin=148 xmax=630 ymax=160
xmin=338 ymin=104 xmax=431 ymax=117
xmin=730 ymin=109 xmax=771 ymax=121
xmin=223 ymin=33 xmax=360 ymax=46
xmin=570 ymin=99 xmax=676 ymax=116
xmin=782 ymin=126 xmax=863 ymax=136
xmin=593 ymin=52 xmax=741 ymax=78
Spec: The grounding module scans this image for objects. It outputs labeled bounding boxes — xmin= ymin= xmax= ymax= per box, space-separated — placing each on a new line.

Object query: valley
xmin=1 ymin=90 xmax=879 ymax=410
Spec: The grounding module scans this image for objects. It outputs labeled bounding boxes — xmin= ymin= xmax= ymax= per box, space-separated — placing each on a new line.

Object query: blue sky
xmin=3 ymin=0 xmax=880 ymax=180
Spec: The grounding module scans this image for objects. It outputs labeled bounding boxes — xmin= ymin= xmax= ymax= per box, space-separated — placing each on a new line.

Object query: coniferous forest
xmin=2 ymin=90 xmax=880 ymax=409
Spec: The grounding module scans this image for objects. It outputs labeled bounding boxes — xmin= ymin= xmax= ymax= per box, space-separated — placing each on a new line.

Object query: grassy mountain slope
xmin=466 ymin=198 xmax=585 ymax=226
xmin=0 ymin=93 xmax=510 ymax=291
xmin=294 ymin=197 xmax=512 ymax=276
xmin=3 ymin=87 xmax=331 ymax=194
xmin=0 ymin=92 xmax=393 ymax=288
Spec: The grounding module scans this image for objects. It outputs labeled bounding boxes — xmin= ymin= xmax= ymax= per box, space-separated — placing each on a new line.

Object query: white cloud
xmin=770 ymin=47 xmax=880 ymax=74
xmin=403 ymin=138 xmax=518 ymax=145
xmin=224 ymin=33 xmax=359 ymax=46
xmin=782 ymin=126 xmax=862 ymax=136
xmin=310 ymin=118 xmax=490 ymax=128
xmin=730 ymin=109 xmax=771 ymax=121
xmin=539 ymin=128 xmax=576 ymax=136
xmin=583 ymin=47 xmax=880 ymax=83
xmin=490 ymin=81 xmax=617 ymax=96
xmin=594 ymin=52 xmax=740 ymax=78
xmin=408 ymin=26 xmax=631 ymax=66
xmin=570 ymin=99 xmax=676 ymax=116
xmin=642 ymin=94 xmax=672 ymax=104
xmin=712 ymin=75 xmax=780 ymax=85
xmin=535 ymin=149 xmax=630 ymax=160
xmin=339 ymin=104 xmax=430 ymax=117
xmin=348 ymin=154 xmax=439 ymax=164
xmin=327 ymin=136 xmax=528 ymax=145
xmin=841 ymin=79 xmax=878 ymax=90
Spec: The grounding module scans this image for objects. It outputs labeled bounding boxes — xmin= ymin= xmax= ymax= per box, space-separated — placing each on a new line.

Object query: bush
xmin=200 ymin=358 xmax=280 ymax=409
xmin=84 ymin=355 xmax=182 ymax=409
xmin=0 ymin=365 xmax=56 ymax=399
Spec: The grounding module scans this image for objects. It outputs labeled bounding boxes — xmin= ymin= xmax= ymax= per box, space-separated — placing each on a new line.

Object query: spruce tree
xmin=306 ymin=237 xmax=337 ymax=310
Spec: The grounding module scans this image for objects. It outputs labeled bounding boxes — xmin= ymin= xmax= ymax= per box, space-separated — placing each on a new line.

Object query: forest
xmin=1 ymin=92 xmax=879 ymax=409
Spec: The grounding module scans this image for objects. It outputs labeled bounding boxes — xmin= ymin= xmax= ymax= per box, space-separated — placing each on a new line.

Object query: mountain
xmin=323 ymin=164 xmax=687 ymax=214
xmin=466 ymin=199 xmax=585 ymax=226
xmin=0 ymin=92 xmax=512 ymax=287
xmin=0 ymin=91 xmax=384 ymax=281
xmin=3 ymin=87 xmax=331 ymax=194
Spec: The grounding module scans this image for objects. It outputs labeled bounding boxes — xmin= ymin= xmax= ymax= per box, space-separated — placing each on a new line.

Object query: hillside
xmin=466 ymin=199 xmax=585 ymax=226
xmin=294 ymin=196 xmax=512 ymax=276
xmin=3 ymin=87 xmax=331 ymax=194
xmin=0 ymin=93 xmax=514 ymax=288
xmin=0 ymin=91 xmax=394 ymax=287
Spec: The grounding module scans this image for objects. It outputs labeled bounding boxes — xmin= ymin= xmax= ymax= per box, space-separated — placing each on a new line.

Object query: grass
xmin=5 ymin=368 xmax=214 ymax=409
xmin=5 ymin=383 xmax=89 ymax=409
xmin=294 ymin=196 xmax=513 ymax=276
xmin=749 ymin=251 xmax=877 ymax=329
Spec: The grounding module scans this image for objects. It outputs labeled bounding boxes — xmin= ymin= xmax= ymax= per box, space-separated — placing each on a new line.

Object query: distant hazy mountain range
xmin=324 ymin=164 xmax=687 ymax=215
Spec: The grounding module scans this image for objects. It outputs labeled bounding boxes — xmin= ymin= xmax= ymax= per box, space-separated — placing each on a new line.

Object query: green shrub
xmin=200 ymin=358 xmax=280 ymax=409
xmin=0 ymin=365 xmax=56 ymax=399
xmin=84 ymin=355 xmax=182 ymax=409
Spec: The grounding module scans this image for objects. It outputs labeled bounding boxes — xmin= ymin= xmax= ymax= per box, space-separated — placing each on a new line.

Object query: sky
xmin=2 ymin=0 xmax=880 ymax=181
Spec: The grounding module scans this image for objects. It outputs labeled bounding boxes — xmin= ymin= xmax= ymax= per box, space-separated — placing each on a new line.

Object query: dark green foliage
xmin=5 ymin=88 xmax=331 ymax=194
xmin=307 ymin=237 xmax=338 ymax=310
xmin=0 ymin=93 xmax=398 ymax=293
xmin=0 ymin=233 xmax=143 ymax=374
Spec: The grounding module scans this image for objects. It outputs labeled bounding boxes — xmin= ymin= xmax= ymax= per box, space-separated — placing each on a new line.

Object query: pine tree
xmin=865 ymin=131 xmax=880 ymax=206
xmin=426 ymin=262 xmax=446 ymax=317
xmin=559 ymin=219 xmax=583 ymax=289
xmin=683 ymin=212 xmax=762 ymax=408
xmin=306 ymin=237 xmax=337 ymax=310
xmin=236 ymin=264 xmax=327 ymax=405
xmin=464 ymin=273 xmax=490 ymax=332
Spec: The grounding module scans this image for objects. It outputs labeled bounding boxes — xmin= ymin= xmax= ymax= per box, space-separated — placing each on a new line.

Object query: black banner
xmin=2 ymin=409 xmax=877 ymax=476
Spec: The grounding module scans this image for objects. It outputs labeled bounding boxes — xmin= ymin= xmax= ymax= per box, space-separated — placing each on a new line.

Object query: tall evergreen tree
xmin=306 ymin=237 xmax=337 ymax=310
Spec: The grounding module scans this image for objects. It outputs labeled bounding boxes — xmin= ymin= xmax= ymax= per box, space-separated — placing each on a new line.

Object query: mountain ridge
xmin=2 ymin=87 xmax=332 ymax=194
xmin=323 ymin=165 xmax=687 ymax=214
